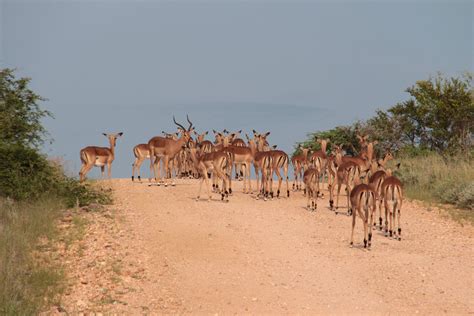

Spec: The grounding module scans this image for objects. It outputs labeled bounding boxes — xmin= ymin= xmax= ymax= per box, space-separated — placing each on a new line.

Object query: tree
xmin=403 ymin=73 xmax=473 ymax=155
xmin=0 ymin=68 xmax=52 ymax=148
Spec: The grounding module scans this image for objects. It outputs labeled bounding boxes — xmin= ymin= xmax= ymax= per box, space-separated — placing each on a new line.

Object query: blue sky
xmin=1 ymin=0 xmax=472 ymax=178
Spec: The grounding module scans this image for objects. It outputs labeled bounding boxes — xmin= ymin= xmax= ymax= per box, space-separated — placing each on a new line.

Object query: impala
xmin=189 ymin=147 xmax=231 ymax=202
xmin=194 ymin=130 xmax=214 ymax=153
xmin=79 ymin=132 xmax=123 ymax=182
xmin=254 ymin=131 xmax=290 ymax=198
xmin=381 ymin=171 xmax=403 ymax=240
xmin=291 ymin=145 xmax=310 ymax=191
xmin=246 ymin=134 xmax=273 ymax=200
xmin=309 ymin=139 xmax=329 ymax=191
xmin=303 ymin=167 xmax=320 ymax=211
xmin=148 ymin=116 xmax=194 ymax=186
xmin=333 ymin=161 xmax=364 ymax=215
xmin=131 ymin=143 xmax=150 ymax=182
xmin=349 ymin=180 xmax=377 ymax=248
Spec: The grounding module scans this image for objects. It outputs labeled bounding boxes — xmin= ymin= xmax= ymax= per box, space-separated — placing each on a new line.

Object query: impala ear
xmin=265 ymin=131 xmax=271 ymax=137
xmin=205 ymin=131 xmax=208 ymax=135
xmin=117 ymin=132 xmax=123 ymax=137
xmin=238 ymin=130 xmax=242 ymax=134
xmin=272 ymin=145 xmax=277 ymax=149
xmin=213 ymin=129 xmax=217 ymax=134
xmin=252 ymin=129 xmax=257 ymax=135
xmin=102 ymin=133 xmax=107 ymax=137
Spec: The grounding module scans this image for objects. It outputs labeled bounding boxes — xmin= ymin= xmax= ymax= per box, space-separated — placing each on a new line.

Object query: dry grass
xmin=394 ymin=153 xmax=474 ymax=222
xmin=0 ymin=198 xmax=65 ymax=314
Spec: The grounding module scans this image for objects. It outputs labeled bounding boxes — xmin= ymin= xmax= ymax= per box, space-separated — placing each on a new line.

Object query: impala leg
xmin=150 ymin=155 xmax=155 ymax=182
xmin=107 ymin=162 xmax=112 ymax=179
xmin=254 ymin=166 xmax=260 ymax=199
xmin=205 ymin=172 xmax=212 ymax=201
xmin=363 ymin=209 xmax=368 ymax=248
xmin=153 ymin=158 xmax=161 ymax=184
xmin=378 ymin=197 xmax=383 ymax=230
xmin=384 ymin=197 xmax=389 ymax=236
xmin=346 ymin=184 xmax=352 ymax=215
xmin=136 ymin=158 xmax=144 ymax=182
xmin=163 ymin=156 xmax=170 ymax=186
xmin=101 ymin=166 xmax=105 ymax=179
xmin=197 ymin=175 xmax=204 ymax=201
xmin=397 ymin=200 xmax=402 ymax=240
xmin=246 ymin=163 xmax=252 ymax=194
xmin=306 ymin=187 xmax=311 ymax=210
xmin=350 ymin=208 xmax=356 ymax=246
xmin=368 ymin=204 xmax=374 ymax=247
xmin=335 ymin=183 xmax=342 ymax=211
xmin=275 ymin=167 xmax=283 ymax=198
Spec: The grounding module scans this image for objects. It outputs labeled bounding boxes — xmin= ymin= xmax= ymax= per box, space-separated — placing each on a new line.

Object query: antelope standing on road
xmin=303 ymin=167 xmax=320 ymax=211
xmin=189 ymin=147 xmax=231 ymax=202
xmin=79 ymin=132 xmax=123 ymax=182
xmin=350 ymin=180 xmax=377 ymax=248
xmin=246 ymin=134 xmax=273 ymax=200
xmin=148 ymin=116 xmax=194 ymax=186
xmin=131 ymin=143 xmax=150 ymax=182
xmin=381 ymin=171 xmax=403 ymax=240
xmin=309 ymin=139 xmax=329 ymax=191
xmin=254 ymin=131 xmax=290 ymax=198
xmin=291 ymin=145 xmax=310 ymax=191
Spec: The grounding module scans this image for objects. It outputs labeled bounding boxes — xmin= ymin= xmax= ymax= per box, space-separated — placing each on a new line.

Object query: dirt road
xmin=62 ymin=178 xmax=474 ymax=314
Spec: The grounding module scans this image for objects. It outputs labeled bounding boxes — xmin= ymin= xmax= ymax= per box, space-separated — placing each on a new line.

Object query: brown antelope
xmin=189 ymin=147 xmax=231 ymax=202
xmin=291 ymin=145 xmax=310 ymax=191
xmin=309 ymin=138 xmax=329 ymax=191
xmin=303 ymin=167 xmax=320 ymax=211
xmin=254 ymin=131 xmax=290 ymax=198
xmin=367 ymin=151 xmax=394 ymax=228
xmin=326 ymin=154 xmax=338 ymax=209
xmin=246 ymin=134 xmax=273 ymax=200
xmin=333 ymin=161 xmax=364 ymax=215
xmin=333 ymin=144 xmax=372 ymax=181
xmin=356 ymin=134 xmax=378 ymax=163
xmin=148 ymin=116 xmax=194 ymax=186
xmin=131 ymin=143 xmax=150 ymax=182
xmin=79 ymin=132 xmax=123 ymax=182
xmin=231 ymin=131 xmax=246 ymax=181
xmin=194 ymin=130 xmax=214 ymax=153
xmin=381 ymin=171 xmax=403 ymax=240
xmin=349 ymin=180 xmax=377 ymax=248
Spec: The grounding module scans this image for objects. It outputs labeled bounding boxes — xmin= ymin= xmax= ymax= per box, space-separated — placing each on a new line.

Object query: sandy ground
xmin=60 ymin=178 xmax=474 ymax=314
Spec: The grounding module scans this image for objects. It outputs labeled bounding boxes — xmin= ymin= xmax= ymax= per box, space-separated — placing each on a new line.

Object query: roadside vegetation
xmin=295 ymin=73 xmax=473 ymax=215
xmin=0 ymin=68 xmax=111 ymax=314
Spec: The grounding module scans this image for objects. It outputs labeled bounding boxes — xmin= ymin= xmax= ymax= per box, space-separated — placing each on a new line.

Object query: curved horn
xmin=173 ymin=116 xmax=186 ymax=131
xmin=186 ymin=114 xmax=193 ymax=131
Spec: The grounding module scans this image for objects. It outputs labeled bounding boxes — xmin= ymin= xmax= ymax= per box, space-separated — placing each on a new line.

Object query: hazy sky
xmin=1 ymin=0 xmax=472 ymax=178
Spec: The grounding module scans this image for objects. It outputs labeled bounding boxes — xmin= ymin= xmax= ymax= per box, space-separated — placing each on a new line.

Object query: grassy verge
xmin=0 ymin=181 xmax=112 ymax=314
xmin=394 ymin=153 xmax=474 ymax=223
xmin=0 ymin=197 xmax=64 ymax=314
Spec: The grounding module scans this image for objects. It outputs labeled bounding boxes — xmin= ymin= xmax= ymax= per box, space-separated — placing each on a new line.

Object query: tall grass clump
xmin=395 ymin=153 xmax=474 ymax=210
xmin=0 ymin=198 xmax=64 ymax=314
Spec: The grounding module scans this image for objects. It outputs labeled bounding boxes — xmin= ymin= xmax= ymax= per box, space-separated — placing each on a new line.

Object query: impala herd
xmin=79 ymin=116 xmax=403 ymax=249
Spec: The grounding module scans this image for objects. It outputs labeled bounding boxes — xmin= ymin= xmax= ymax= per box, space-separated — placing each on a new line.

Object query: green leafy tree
xmin=0 ymin=68 xmax=52 ymax=148
xmin=403 ymin=73 xmax=473 ymax=154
